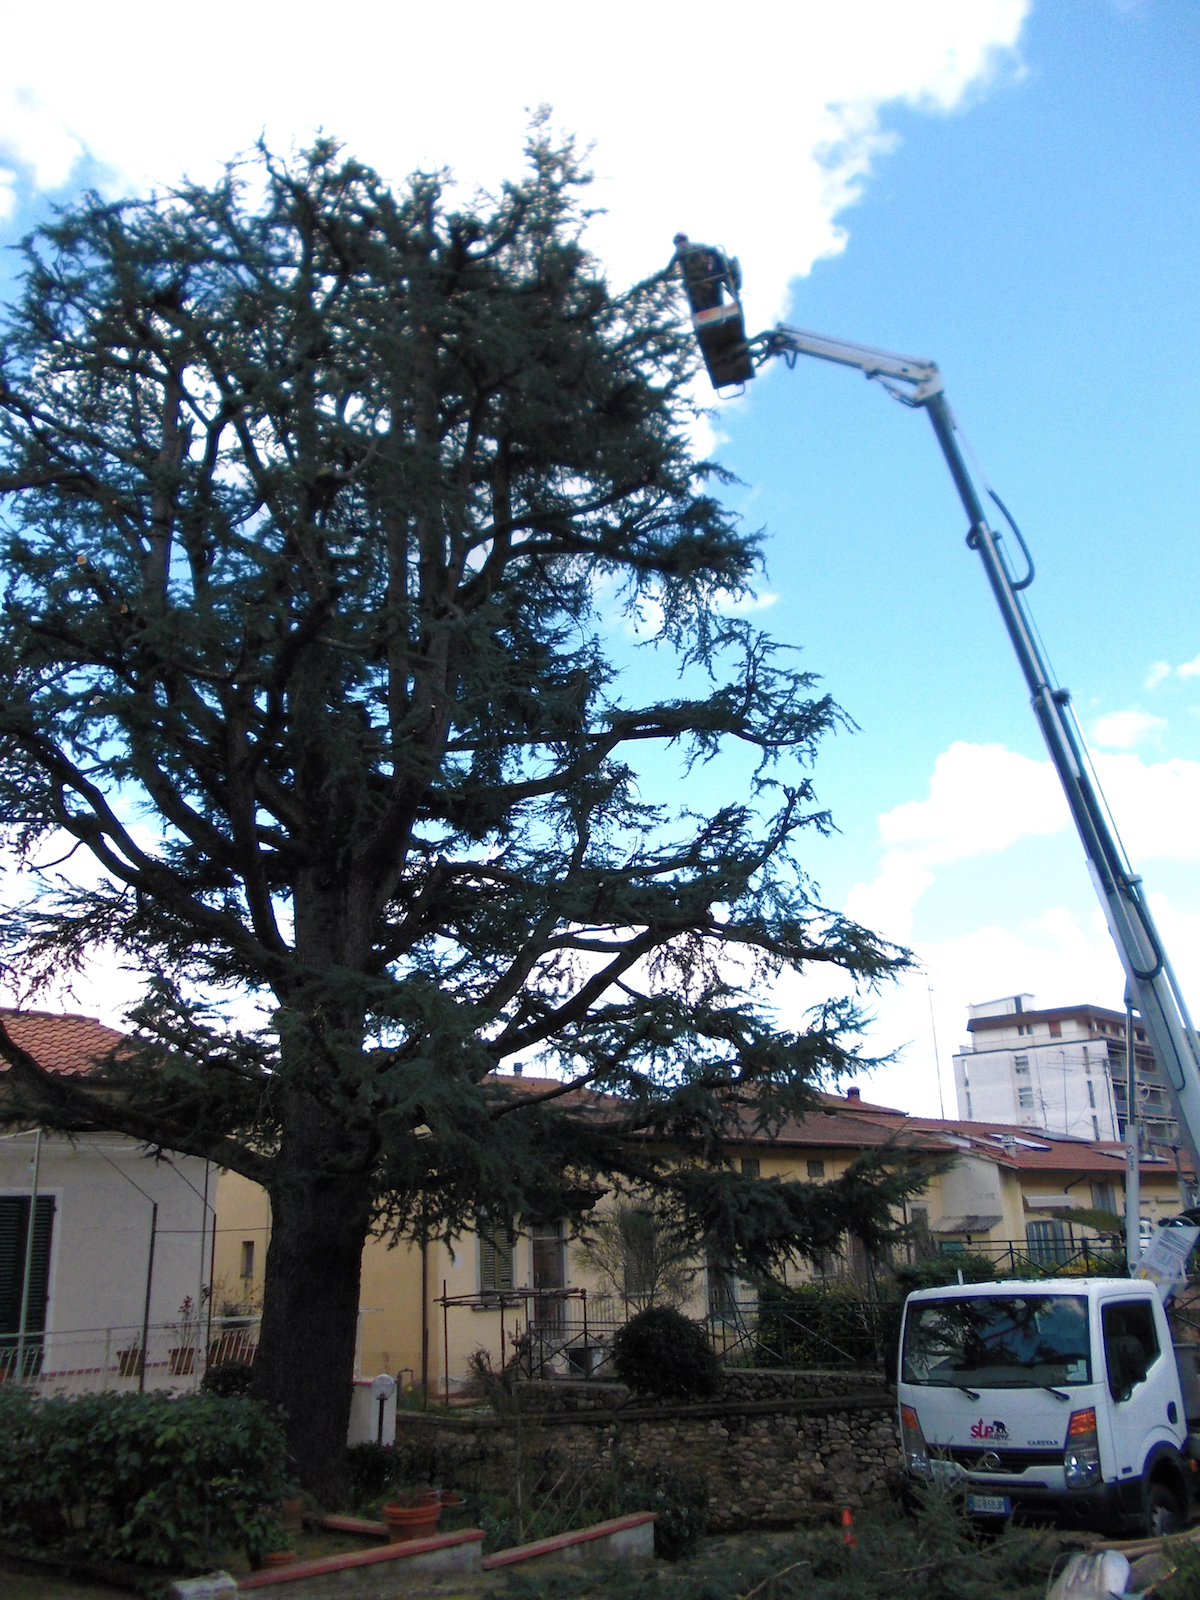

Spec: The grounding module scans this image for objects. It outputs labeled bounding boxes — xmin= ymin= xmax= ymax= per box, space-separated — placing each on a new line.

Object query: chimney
xmin=846 ymin=1086 xmax=861 ymax=1102
xmin=513 ymin=1063 xmax=523 ymax=1077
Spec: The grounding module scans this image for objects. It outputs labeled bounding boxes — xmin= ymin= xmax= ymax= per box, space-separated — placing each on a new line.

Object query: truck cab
xmin=897 ymin=1279 xmax=1200 ymax=1533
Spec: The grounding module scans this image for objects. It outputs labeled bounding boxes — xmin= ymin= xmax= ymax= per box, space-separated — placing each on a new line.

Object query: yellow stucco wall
xmin=215 ymin=1137 xmax=1183 ymax=1393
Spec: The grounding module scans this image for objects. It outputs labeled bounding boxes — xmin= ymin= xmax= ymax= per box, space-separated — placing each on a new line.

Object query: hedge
xmin=0 ymin=1388 xmax=292 ymax=1573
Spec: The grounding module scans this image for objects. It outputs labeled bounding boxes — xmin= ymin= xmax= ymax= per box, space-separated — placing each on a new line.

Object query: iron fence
xmin=935 ymin=1238 xmax=1126 ymax=1276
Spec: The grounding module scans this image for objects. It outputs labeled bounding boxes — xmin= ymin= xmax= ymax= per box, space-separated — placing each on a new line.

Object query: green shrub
xmin=629 ymin=1465 xmax=709 ymax=1560
xmin=891 ymin=1254 xmax=1003 ymax=1294
xmin=0 ymin=1387 xmax=291 ymax=1573
xmin=200 ymin=1360 xmax=255 ymax=1397
xmin=611 ymin=1306 xmax=720 ymax=1400
xmin=345 ymin=1440 xmax=400 ymax=1504
xmin=755 ymin=1281 xmax=888 ymax=1368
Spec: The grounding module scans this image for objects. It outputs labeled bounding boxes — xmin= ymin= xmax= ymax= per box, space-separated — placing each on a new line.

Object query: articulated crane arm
xmin=672 ymin=239 xmax=1200 ymax=1210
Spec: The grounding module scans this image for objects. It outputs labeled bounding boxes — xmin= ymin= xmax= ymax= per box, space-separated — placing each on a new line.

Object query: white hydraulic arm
xmin=752 ymin=321 xmax=1200 ymax=1199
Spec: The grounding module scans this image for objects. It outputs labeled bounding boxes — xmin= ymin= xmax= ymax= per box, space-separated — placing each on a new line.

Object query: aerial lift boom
xmin=672 ymin=239 xmax=1200 ymax=1215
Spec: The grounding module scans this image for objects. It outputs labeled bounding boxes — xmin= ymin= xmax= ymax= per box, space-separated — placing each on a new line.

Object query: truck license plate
xmin=966 ymin=1495 xmax=1010 ymax=1517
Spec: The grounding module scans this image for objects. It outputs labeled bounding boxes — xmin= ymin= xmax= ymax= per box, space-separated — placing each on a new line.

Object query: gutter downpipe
xmin=138 ymin=1202 xmax=159 ymax=1392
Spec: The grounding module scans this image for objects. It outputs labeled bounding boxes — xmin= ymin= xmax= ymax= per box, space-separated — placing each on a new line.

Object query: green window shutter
xmin=0 ymin=1196 xmax=54 ymax=1336
xmin=0 ymin=1196 xmax=55 ymax=1376
xmin=479 ymin=1217 xmax=514 ymax=1292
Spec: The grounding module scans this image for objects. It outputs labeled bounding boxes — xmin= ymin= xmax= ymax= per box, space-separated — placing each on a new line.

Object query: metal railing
xmin=0 ymin=1314 xmax=261 ymax=1397
xmin=936 ymin=1238 xmax=1126 ymax=1276
xmin=707 ymin=1294 xmax=884 ymax=1370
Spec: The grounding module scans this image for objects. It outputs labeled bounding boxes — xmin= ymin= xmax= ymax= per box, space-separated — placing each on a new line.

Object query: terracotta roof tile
xmin=0 ymin=1008 xmax=128 ymax=1077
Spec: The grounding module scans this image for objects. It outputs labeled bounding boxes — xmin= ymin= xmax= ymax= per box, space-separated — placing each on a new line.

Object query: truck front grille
xmin=940 ymin=1446 xmax=1063 ymax=1474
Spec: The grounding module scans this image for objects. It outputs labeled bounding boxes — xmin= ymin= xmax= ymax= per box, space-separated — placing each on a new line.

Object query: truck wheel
xmin=1144 ymin=1479 xmax=1183 ymax=1537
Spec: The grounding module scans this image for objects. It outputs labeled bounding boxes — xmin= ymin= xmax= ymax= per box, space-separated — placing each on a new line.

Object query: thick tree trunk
xmin=252 ymin=1131 xmax=374 ymax=1504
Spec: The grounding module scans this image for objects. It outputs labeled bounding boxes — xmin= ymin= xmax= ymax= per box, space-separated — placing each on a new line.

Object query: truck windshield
xmin=902 ymin=1294 xmax=1092 ymax=1388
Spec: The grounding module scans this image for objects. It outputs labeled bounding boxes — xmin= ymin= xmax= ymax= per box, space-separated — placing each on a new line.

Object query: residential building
xmin=0 ymin=1010 xmax=217 ymax=1393
xmin=216 ymin=1078 xmax=1193 ymax=1398
xmin=951 ymin=993 xmax=1178 ymax=1146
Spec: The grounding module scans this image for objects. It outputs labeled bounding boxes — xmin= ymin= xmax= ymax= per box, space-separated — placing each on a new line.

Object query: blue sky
xmin=2 ymin=0 xmax=1198 ymax=1114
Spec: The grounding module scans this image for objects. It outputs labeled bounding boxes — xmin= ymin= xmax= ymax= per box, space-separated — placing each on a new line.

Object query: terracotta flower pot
xmin=280 ymin=1495 xmax=305 ymax=1533
xmin=382 ymin=1499 xmax=441 ymax=1543
xmin=262 ymin=1550 xmax=295 ymax=1568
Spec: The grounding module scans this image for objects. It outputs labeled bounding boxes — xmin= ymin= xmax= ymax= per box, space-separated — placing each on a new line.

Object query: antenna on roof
xmin=927 ymin=983 xmax=947 ymax=1120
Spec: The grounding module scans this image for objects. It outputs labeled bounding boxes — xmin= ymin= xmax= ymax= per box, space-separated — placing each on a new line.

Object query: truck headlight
xmin=901 ymin=1404 xmax=932 ymax=1479
xmin=1064 ymin=1407 xmax=1101 ymax=1489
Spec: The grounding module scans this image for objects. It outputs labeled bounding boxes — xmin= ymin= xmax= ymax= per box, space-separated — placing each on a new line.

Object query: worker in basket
xmin=672 ymin=233 xmax=754 ymax=388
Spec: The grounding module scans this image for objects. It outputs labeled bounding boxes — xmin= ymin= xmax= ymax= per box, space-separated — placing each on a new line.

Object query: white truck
xmin=674 ymin=241 xmax=1200 ymax=1531
xmin=897 ymin=1277 xmax=1200 ymax=1534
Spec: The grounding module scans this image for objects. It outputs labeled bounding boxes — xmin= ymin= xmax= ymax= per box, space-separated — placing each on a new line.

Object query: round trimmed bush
xmin=611 ymin=1306 xmax=720 ymax=1400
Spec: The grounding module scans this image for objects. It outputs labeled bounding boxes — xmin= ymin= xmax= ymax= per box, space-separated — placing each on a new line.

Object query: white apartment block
xmin=952 ymin=994 xmax=1178 ymax=1147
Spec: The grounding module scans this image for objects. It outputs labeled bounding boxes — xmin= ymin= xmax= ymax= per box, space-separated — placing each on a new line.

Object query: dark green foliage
xmin=611 ymin=1306 xmax=720 ymax=1399
xmin=499 ymin=1492 xmax=1068 ymax=1600
xmin=0 ymin=1388 xmax=291 ymax=1573
xmin=200 ymin=1360 xmax=255 ymax=1397
xmin=344 ymin=1441 xmax=401 ymax=1504
xmin=1158 ymin=1541 xmax=1200 ymax=1598
xmin=629 ymin=1466 xmax=710 ymax=1560
xmin=0 ymin=124 xmax=913 ymax=1492
xmin=891 ymin=1254 xmax=1006 ymax=1293
xmin=755 ymin=1281 xmax=889 ymax=1368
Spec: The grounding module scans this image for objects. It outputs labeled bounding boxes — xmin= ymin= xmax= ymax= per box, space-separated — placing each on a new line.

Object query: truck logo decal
xmin=969 ymin=1419 xmax=1009 ymax=1440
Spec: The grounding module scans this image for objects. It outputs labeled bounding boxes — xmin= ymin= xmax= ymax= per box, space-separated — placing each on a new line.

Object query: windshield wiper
xmin=926 ymin=1380 xmax=981 ymax=1399
xmin=1042 ymin=1385 xmax=1070 ymax=1401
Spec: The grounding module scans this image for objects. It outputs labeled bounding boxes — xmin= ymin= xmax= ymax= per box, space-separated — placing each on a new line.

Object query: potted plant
xmin=279 ymin=1489 xmax=305 ymax=1533
xmin=381 ymin=1487 xmax=441 ymax=1543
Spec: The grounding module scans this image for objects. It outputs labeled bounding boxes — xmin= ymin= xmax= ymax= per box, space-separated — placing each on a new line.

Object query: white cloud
xmin=1091 ymin=709 xmax=1167 ymax=748
xmin=0 ymin=3 xmax=1028 ymax=320
xmin=1092 ymin=751 xmax=1200 ymax=863
xmin=715 ymin=590 xmax=780 ymax=615
xmin=830 ymin=736 xmax=1200 ymax=1112
xmin=1178 ymin=653 xmax=1200 ymax=679
xmin=842 ymin=735 xmax=1200 ymax=950
xmin=1145 ymin=661 xmax=1170 ymax=689
xmin=877 ymin=742 xmax=1066 ymax=866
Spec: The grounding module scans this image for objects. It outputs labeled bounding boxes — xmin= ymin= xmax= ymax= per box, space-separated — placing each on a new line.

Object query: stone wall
xmin=390 ymin=1371 xmax=902 ymax=1531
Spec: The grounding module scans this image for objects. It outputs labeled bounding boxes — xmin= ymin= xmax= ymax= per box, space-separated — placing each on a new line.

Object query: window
xmin=1017 ymin=1087 xmax=1035 ymax=1109
xmin=478 ymin=1216 xmax=515 ymax=1293
xmin=1026 ymin=1218 xmax=1071 ymax=1266
xmin=1014 ymin=1055 xmax=1030 ymax=1073
xmin=1091 ymin=1182 xmax=1116 ymax=1213
xmin=240 ymin=1240 xmax=255 ymax=1280
xmin=1087 ymin=1081 xmax=1096 ymax=1109
xmin=0 ymin=1195 xmax=55 ymax=1380
xmin=1049 ymin=1019 xmax=1062 ymax=1038
xmin=741 ymin=1158 xmax=761 ymax=1178
xmin=1102 ymin=1299 xmax=1159 ymax=1401
xmin=966 ymin=1092 xmax=974 ymax=1119
xmin=620 ymin=1208 xmax=658 ymax=1301
xmin=530 ymin=1220 xmax=565 ymax=1327
xmin=1092 ymin=1116 xmax=1100 ymax=1140
xmin=902 ymin=1293 xmax=1091 ymax=1388
xmin=806 ymin=1159 xmax=825 ymax=1179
